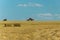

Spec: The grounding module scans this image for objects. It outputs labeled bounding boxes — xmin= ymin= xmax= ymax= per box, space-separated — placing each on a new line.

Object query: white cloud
xmin=38 ymin=13 xmax=53 ymax=17
xmin=54 ymin=14 xmax=60 ymax=18
xmin=37 ymin=13 xmax=54 ymax=20
xmin=55 ymin=14 xmax=60 ymax=16
xmin=34 ymin=3 xmax=43 ymax=7
xmin=18 ymin=4 xmax=27 ymax=7
xmin=37 ymin=13 xmax=60 ymax=19
xmin=17 ymin=3 xmax=43 ymax=7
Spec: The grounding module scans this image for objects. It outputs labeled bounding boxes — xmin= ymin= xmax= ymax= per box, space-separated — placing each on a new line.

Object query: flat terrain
xmin=0 ymin=21 xmax=60 ymax=40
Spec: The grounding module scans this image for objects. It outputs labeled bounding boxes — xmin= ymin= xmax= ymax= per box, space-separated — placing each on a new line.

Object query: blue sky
xmin=0 ymin=0 xmax=60 ymax=20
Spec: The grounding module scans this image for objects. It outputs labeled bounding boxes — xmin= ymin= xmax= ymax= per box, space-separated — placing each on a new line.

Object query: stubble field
xmin=0 ymin=21 xmax=60 ymax=40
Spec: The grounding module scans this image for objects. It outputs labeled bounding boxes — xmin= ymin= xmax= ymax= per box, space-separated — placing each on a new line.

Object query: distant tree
xmin=27 ymin=18 xmax=34 ymax=21
xmin=3 ymin=19 xmax=7 ymax=21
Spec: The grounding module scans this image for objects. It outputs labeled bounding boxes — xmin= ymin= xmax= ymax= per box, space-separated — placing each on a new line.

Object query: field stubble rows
xmin=0 ymin=21 xmax=60 ymax=40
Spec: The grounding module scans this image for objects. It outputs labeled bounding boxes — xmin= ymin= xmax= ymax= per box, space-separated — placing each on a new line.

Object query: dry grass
xmin=0 ymin=21 xmax=60 ymax=40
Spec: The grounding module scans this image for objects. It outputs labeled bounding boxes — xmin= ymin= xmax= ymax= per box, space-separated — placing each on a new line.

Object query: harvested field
xmin=0 ymin=21 xmax=60 ymax=40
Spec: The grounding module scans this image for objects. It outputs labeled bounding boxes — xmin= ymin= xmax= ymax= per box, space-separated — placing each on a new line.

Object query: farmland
xmin=0 ymin=21 xmax=60 ymax=40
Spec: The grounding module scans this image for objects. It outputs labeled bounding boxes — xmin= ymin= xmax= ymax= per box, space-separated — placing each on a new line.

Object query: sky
xmin=0 ymin=0 xmax=60 ymax=20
